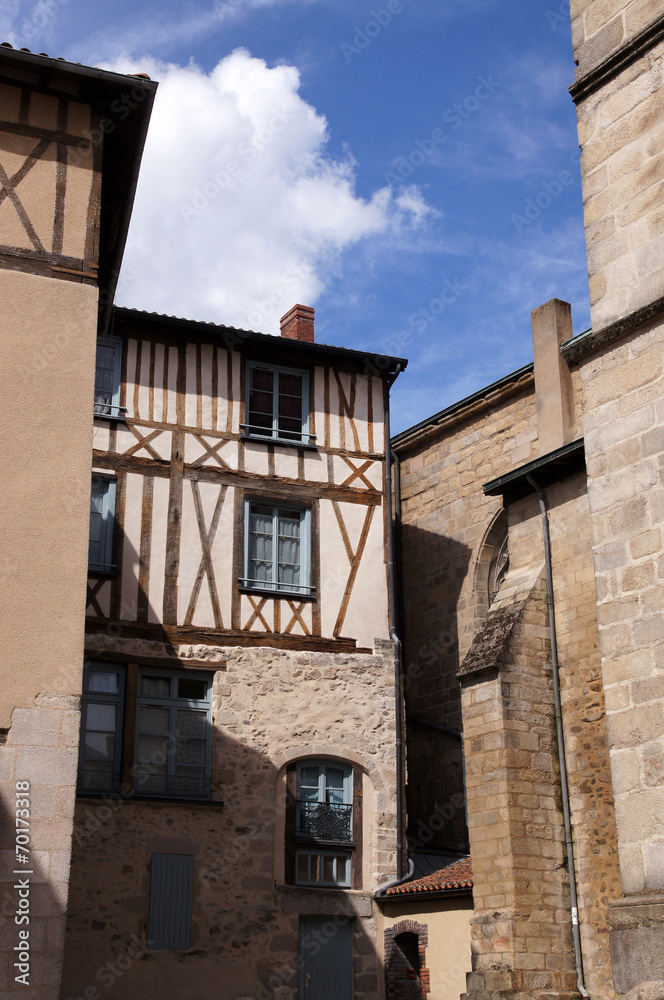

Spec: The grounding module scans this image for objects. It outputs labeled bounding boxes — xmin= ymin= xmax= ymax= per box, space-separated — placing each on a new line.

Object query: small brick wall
xmin=385 ymin=919 xmax=430 ymax=999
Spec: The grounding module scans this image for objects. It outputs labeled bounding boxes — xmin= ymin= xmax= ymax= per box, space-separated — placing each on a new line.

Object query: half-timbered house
xmin=61 ymin=303 xmax=407 ymax=1000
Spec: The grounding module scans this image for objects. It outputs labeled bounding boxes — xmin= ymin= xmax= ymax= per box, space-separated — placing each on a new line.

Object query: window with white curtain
xmin=89 ymin=475 xmax=116 ymax=574
xmin=241 ymin=501 xmax=313 ymax=597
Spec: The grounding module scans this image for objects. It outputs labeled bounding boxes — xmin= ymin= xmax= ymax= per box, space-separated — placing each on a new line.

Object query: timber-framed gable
xmin=86 ymin=305 xmax=405 ymax=656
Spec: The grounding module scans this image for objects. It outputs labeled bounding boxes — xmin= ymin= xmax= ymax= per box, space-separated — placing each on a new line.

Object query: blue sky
xmin=4 ymin=0 xmax=588 ymax=433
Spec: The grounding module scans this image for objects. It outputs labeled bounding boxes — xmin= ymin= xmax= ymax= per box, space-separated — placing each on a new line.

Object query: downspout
xmin=526 ymin=474 xmax=589 ymax=999
xmin=384 ymin=367 xmax=405 ymax=881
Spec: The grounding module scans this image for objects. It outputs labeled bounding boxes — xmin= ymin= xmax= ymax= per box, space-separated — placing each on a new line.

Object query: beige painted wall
xmin=0 ymin=269 xmax=99 ymax=998
xmin=0 ymin=270 xmax=98 ymax=722
xmin=380 ymin=898 xmax=473 ymax=1000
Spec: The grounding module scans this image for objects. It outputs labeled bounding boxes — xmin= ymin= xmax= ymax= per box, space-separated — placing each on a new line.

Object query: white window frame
xmin=294 ymin=849 xmax=351 ymax=889
xmin=94 ymin=334 xmax=124 ymax=419
xmin=294 ymin=760 xmax=353 ymax=889
xmin=241 ymin=500 xmax=313 ymax=597
xmin=133 ymin=668 xmax=212 ymax=800
xmin=243 ymin=361 xmax=313 ymax=445
xmin=89 ymin=475 xmax=116 ymax=574
xmin=78 ymin=662 xmax=125 ymax=794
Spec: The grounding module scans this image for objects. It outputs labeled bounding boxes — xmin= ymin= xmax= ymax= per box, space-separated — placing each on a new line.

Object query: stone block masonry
xmin=0 ymin=695 xmax=80 ymax=1000
xmin=60 ymin=642 xmax=398 ymax=1000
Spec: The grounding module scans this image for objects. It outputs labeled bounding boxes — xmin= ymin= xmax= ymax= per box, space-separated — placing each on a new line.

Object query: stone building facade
xmin=59 ymin=303 xmax=406 ymax=1000
xmin=393 ymin=3 xmax=664 ymax=996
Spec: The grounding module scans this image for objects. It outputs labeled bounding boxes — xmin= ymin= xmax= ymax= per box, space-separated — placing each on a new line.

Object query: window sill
xmin=295 ymin=837 xmax=355 ymax=849
xmin=241 ymin=433 xmax=317 ymax=451
xmin=94 ymin=411 xmax=127 ymax=423
xmin=239 ymin=585 xmax=316 ymax=602
xmin=87 ymin=565 xmax=117 ymax=577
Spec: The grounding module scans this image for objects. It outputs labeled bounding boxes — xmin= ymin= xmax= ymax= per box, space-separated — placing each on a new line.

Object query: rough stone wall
xmin=61 ymin=642 xmax=397 ymax=1000
xmin=0 ymin=699 xmax=80 ymax=1000
xmin=460 ymin=566 xmax=577 ymax=998
xmin=397 ymin=378 xmax=539 ymax=852
xmin=578 ymin=318 xmax=664 ymax=899
xmin=523 ymin=477 xmax=621 ymax=998
xmin=573 ymin=31 xmax=664 ymax=330
xmin=460 ymin=478 xmax=620 ymax=999
xmin=570 ymin=0 xmax=664 ymax=78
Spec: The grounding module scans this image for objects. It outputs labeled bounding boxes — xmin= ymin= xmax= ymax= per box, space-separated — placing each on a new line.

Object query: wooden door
xmin=298 ymin=916 xmax=352 ymax=1000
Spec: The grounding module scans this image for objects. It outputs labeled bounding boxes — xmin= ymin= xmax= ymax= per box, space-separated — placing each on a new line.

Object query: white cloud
xmin=111 ymin=49 xmax=432 ymax=333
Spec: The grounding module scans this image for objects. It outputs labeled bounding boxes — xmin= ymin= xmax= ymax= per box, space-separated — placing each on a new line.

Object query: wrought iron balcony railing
xmin=296 ymin=801 xmax=353 ymax=842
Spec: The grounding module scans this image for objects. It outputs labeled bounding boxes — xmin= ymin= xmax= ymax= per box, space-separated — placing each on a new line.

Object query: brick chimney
xmin=280 ymin=304 xmax=314 ymax=343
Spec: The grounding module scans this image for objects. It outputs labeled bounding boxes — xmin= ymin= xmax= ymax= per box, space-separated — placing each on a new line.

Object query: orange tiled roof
xmin=385 ymin=856 xmax=473 ymax=896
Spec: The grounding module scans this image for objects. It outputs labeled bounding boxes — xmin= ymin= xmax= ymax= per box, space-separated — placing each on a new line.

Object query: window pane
xmin=177 ymin=678 xmax=207 ymax=701
xmin=136 ymin=736 xmax=169 ymax=768
xmin=336 ymin=856 xmax=348 ymax=884
xmin=141 ymin=676 xmax=171 ymax=699
xmin=250 ymin=507 xmax=273 ymax=582
xmin=325 ymin=768 xmax=345 ymax=804
xmin=323 ymin=855 xmax=335 ymax=883
xmin=88 ymin=670 xmax=119 ymax=694
xmin=296 ymin=853 xmax=309 ymax=883
xmin=84 ymin=732 xmax=116 ymax=763
xmin=249 ymin=368 xmax=274 ymax=433
xmin=278 ymin=373 xmax=303 ymax=438
xmin=176 ymin=710 xmax=207 ymax=739
xmin=138 ymin=706 xmax=170 ymax=736
xmin=86 ymin=703 xmax=116 ymax=732
xmin=278 ymin=513 xmax=300 ymax=587
xmin=175 ymin=739 xmax=206 ymax=768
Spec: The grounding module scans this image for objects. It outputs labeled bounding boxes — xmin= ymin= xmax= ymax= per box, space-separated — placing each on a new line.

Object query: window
xmin=294 ymin=761 xmax=353 ymax=888
xmin=78 ymin=663 xmax=124 ymax=793
xmin=148 ymin=854 xmax=194 ymax=950
xmin=243 ymin=362 xmax=313 ymax=445
xmin=94 ymin=334 xmax=123 ymax=418
xmin=77 ymin=665 xmax=212 ymax=801
xmin=241 ymin=501 xmax=313 ymax=597
xmin=89 ymin=475 xmax=116 ymax=574
xmin=134 ymin=669 xmax=211 ymax=799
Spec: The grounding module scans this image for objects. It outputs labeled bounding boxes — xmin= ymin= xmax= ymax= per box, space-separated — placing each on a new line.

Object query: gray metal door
xmin=298 ymin=915 xmax=352 ymax=1000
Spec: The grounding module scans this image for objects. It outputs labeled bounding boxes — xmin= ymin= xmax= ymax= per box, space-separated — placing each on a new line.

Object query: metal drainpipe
xmin=526 ymin=474 xmax=589 ymax=999
xmin=384 ymin=367 xmax=404 ymax=880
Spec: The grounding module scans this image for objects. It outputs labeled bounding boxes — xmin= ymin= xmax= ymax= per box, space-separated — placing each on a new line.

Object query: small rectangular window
xmin=89 ymin=476 xmax=116 ymax=574
xmin=134 ymin=669 xmax=212 ymax=800
xmin=94 ymin=334 xmax=123 ymax=418
xmin=148 ymin=854 xmax=194 ymax=950
xmin=243 ymin=362 xmax=313 ymax=445
xmin=295 ymin=849 xmax=351 ymax=888
xmin=78 ymin=663 xmax=124 ymax=794
xmin=241 ymin=501 xmax=313 ymax=597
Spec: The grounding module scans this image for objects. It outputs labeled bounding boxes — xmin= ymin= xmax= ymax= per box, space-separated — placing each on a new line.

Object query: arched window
xmin=285 ymin=758 xmax=361 ymax=889
xmin=473 ymin=510 xmax=510 ymax=621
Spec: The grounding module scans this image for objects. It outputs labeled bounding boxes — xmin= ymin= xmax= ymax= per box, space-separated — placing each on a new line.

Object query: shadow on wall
xmin=60 ymin=726 xmax=382 ymax=1000
xmin=399 ymin=525 xmax=472 ymax=854
xmin=0 ymin=791 xmax=62 ymax=996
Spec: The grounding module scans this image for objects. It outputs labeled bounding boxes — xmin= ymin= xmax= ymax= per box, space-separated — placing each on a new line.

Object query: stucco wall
xmin=0 ymin=269 xmax=99 ymax=999
xmin=381 ymin=899 xmax=473 ymax=1000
